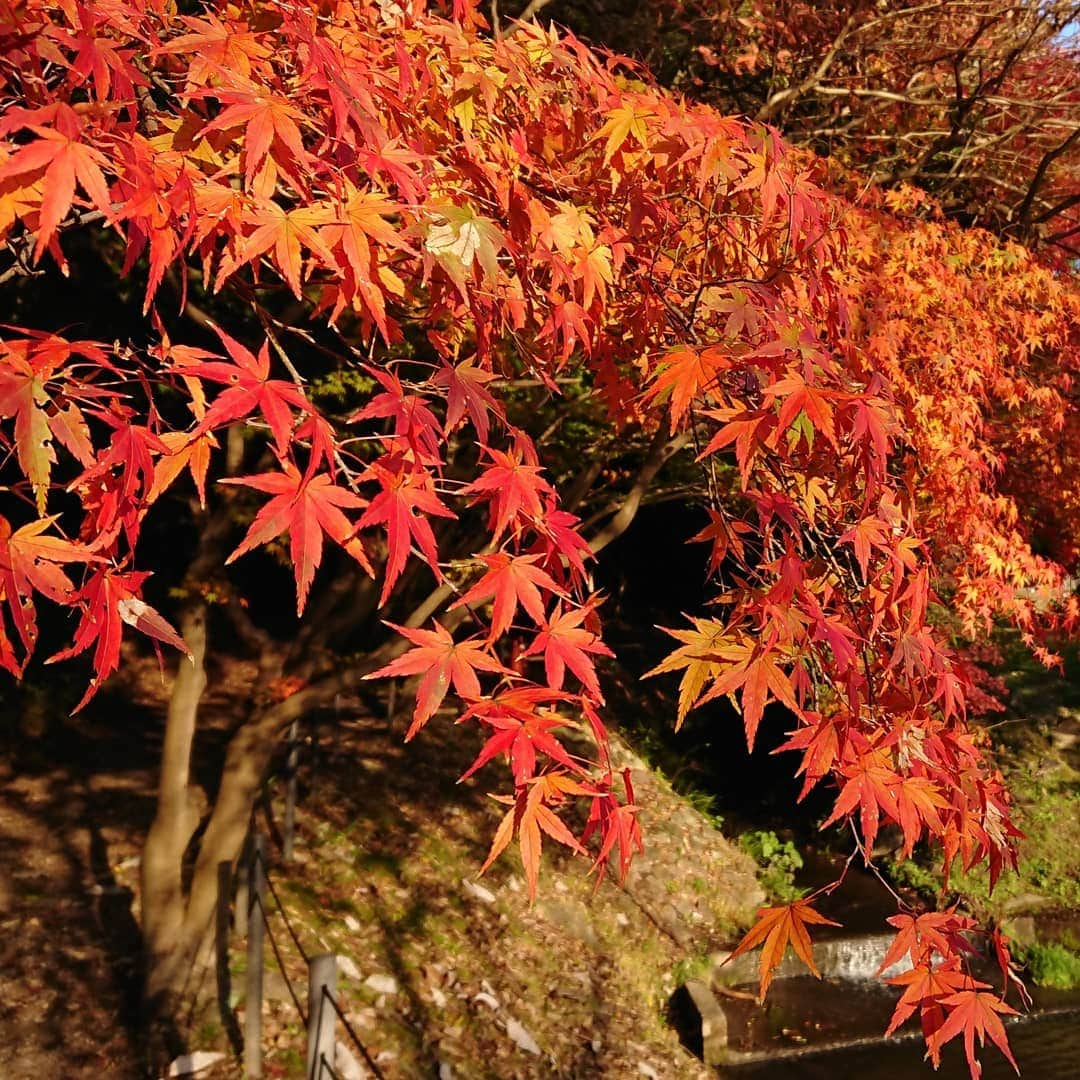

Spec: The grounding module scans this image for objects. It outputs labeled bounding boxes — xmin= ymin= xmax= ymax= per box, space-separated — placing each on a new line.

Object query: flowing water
xmin=710 ymin=927 xmax=1080 ymax=1079
xmin=727 ymin=1008 xmax=1080 ymax=1079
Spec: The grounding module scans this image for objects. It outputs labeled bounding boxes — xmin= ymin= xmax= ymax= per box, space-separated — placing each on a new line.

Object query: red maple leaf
xmin=433 ymin=359 xmax=502 ymax=441
xmin=481 ymin=773 xmax=590 ymax=901
xmin=839 ymin=515 xmax=891 ymax=580
xmin=451 ymin=552 xmax=564 ymax=639
xmin=349 ymin=367 xmax=443 ymax=464
xmin=69 ymin=406 xmax=172 ymax=545
xmin=528 ymin=502 xmax=593 ymax=587
xmin=581 ymin=769 xmax=643 ymax=885
xmin=222 ymin=463 xmax=371 ymax=614
xmin=990 ymin=927 xmax=1032 ymax=1009
xmin=928 ymin=989 xmax=1019 ymax=1078
xmin=877 ymin=909 xmax=977 ymax=976
xmin=689 ymin=508 xmax=752 ymax=576
xmin=893 ymin=775 xmax=949 ymax=856
xmin=176 ymin=326 xmax=310 ymax=456
xmin=821 ymin=746 xmax=903 ymax=854
xmin=199 ymin=85 xmax=309 ymax=186
xmin=48 ymin=569 xmax=188 ymax=711
xmin=523 ymin=602 xmax=613 ymax=701
xmin=0 ymin=105 xmax=113 ymax=259
xmin=884 ymin=959 xmax=980 ymax=1041
xmin=700 ymin=648 xmax=799 ymax=751
xmin=365 ymin=621 xmax=512 ymax=738
xmin=153 ymin=12 xmax=271 ymax=87
xmin=775 ymin=714 xmax=841 ymax=800
xmin=762 ymin=372 xmax=838 ymax=449
xmin=0 ymin=514 xmax=92 ymax=673
xmin=462 ymin=447 xmax=553 ymax=539
xmin=645 ymin=345 xmax=730 ymax=432
xmin=356 ymin=460 xmax=455 ymax=605
xmin=460 ymin=700 xmax=580 ymax=786
xmin=0 ymin=335 xmax=104 ymax=509
xmin=227 ymin=198 xmax=337 ymax=298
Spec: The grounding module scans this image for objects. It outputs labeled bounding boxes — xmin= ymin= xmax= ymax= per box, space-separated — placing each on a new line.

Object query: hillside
xmin=0 ymin=648 xmax=765 ymax=1079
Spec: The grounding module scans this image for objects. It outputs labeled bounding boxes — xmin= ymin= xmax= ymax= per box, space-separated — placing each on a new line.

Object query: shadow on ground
xmin=0 ymin=663 xmax=239 ymax=1080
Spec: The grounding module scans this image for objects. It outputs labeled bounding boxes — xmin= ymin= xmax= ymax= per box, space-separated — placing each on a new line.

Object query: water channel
xmin=725 ymin=989 xmax=1080 ymax=1079
xmin=692 ymin=859 xmax=1080 ymax=1078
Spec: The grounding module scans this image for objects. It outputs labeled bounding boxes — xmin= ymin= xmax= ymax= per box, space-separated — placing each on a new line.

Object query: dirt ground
xmin=0 ymin=643 xmax=260 ymax=1078
xmin=0 ymin=689 xmax=158 ymax=1078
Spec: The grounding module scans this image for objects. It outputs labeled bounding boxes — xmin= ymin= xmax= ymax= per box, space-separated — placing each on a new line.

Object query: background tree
xmin=526 ymin=0 xmax=1080 ymax=257
xmin=1 ymin=1 xmax=1077 ymax=1075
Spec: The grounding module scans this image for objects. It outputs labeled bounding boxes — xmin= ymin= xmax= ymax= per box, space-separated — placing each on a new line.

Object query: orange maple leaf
xmin=723 ymin=898 xmax=840 ymax=1000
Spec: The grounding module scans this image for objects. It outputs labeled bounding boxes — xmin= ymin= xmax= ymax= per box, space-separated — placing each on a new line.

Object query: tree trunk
xmin=141 ymin=603 xmax=209 ymax=1014
xmin=174 ymin=705 xmax=283 ymax=980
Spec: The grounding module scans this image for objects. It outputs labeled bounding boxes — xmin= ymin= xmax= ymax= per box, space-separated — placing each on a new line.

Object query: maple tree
xmin=540 ymin=0 xmax=1080 ymax=258
xmin=0 ymin=0 xmax=1077 ymax=1074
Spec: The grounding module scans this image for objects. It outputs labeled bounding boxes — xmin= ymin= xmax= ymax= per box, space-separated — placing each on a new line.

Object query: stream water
xmin=713 ymin=933 xmax=1080 ymax=1079
xmin=707 ymin=866 xmax=1080 ymax=1080
xmin=727 ymin=1008 xmax=1080 ymax=1079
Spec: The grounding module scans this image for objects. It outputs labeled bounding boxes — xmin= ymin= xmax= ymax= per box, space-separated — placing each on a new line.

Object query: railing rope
xmin=224 ymin=715 xmax=386 ymax=1078
xmin=318 ymin=1054 xmax=344 ymax=1080
xmin=324 ymin=986 xmax=388 ymax=1079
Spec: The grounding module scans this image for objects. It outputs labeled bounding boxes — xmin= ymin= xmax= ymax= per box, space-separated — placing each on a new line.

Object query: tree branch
xmin=587 ymin=428 xmax=691 ymax=555
xmin=756 ymin=13 xmax=859 ymax=122
xmin=518 ymin=0 xmax=555 ymax=21
xmin=1016 ymin=125 xmax=1080 ymax=227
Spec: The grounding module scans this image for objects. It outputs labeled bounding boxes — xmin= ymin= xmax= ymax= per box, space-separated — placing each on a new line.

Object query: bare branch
xmin=757 ymin=13 xmax=859 ymax=122
xmin=1016 ymin=125 xmax=1080 ymax=226
xmin=518 ymin=0 xmax=555 ymax=21
xmin=588 ymin=428 xmax=692 ymax=555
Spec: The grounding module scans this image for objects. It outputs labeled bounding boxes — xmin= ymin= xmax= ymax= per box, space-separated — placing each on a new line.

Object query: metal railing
xmin=233 ymin=718 xmax=386 ymax=1079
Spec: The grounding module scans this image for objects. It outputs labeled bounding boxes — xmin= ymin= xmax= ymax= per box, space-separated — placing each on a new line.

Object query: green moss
xmin=740 ymin=829 xmax=805 ymax=902
xmin=1020 ymin=942 xmax=1080 ymax=990
xmin=680 ymin=788 xmax=725 ymax=830
xmin=354 ymin=850 xmax=403 ymax=878
xmin=885 ymin=853 xmax=940 ymax=900
xmin=308 ymin=368 xmax=376 ymax=407
xmin=420 ymin=833 xmax=458 ymax=867
xmin=672 ymin=951 xmax=711 ymax=987
xmin=949 ymin=780 xmax=1080 ymax=913
xmin=274 ymin=1046 xmax=305 ymax=1073
xmin=193 ymin=1019 xmax=222 ymax=1047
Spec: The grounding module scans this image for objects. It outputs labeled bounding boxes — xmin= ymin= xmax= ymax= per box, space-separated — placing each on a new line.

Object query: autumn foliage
xmin=558 ymin=0 xmax=1080 ymax=256
xmin=1 ymin=0 xmax=1078 ymax=1072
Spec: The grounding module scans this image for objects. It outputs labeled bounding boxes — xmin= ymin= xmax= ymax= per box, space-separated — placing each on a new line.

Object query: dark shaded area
xmin=0 ymin=668 xmax=239 ymax=1078
xmin=0 ymin=687 xmax=161 ymax=1078
xmin=666 ymin=982 xmax=705 ymax=1061
xmin=595 ymin=501 xmax=836 ymax=835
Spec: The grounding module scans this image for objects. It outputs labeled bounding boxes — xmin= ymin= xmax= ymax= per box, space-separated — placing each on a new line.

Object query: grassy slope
xmin=176 ymin=697 xmax=766 ymax=1078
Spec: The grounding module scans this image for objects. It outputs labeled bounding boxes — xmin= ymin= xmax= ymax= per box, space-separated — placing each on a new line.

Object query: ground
xmin=0 ymin=646 xmax=764 ymax=1079
xmin=5 ymin=628 xmax=1075 ymax=1078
